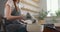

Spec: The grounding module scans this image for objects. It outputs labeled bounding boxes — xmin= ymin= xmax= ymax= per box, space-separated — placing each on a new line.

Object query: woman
xmin=4 ymin=0 xmax=27 ymax=32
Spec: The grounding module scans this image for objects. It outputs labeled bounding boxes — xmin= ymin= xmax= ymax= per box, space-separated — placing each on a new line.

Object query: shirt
xmin=4 ymin=0 xmax=23 ymax=17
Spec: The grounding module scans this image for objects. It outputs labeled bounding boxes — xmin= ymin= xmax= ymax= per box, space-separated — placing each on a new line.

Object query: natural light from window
xmin=47 ymin=0 xmax=58 ymax=17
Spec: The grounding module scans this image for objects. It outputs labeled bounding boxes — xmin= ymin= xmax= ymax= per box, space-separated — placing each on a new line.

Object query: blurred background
xmin=0 ymin=0 xmax=60 ymax=32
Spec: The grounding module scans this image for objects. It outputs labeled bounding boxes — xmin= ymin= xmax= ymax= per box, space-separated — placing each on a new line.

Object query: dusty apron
xmin=6 ymin=8 xmax=27 ymax=32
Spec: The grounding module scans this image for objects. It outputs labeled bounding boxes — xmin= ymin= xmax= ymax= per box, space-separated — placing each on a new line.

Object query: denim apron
xmin=6 ymin=8 xmax=27 ymax=32
xmin=5 ymin=8 xmax=21 ymax=24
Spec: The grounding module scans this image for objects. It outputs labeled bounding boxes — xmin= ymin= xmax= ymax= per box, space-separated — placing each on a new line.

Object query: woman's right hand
xmin=19 ymin=15 xmax=25 ymax=20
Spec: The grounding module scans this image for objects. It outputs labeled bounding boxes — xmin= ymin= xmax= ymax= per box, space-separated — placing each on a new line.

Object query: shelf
xmin=21 ymin=8 xmax=39 ymax=13
xmin=22 ymin=3 xmax=39 ymax=11
xmin=21 ymin=0 xmax=39 ymax=8
xmin=32 ymin=0 xmax=40 ymax=3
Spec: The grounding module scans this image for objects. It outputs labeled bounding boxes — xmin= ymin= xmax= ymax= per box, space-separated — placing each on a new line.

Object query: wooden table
xmin=54 ymin=23 xmax=60 ymax=31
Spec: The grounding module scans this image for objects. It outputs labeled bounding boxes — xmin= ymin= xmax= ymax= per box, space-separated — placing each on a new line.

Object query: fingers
xmin=19 ymin=15 xmax=26 ymax=20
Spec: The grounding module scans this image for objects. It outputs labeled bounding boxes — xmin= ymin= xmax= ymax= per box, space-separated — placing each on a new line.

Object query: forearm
xmin=8 ymin=16 xmax=27 ymax=24
xmin=6 ymin=16 xmax=21 ymax=20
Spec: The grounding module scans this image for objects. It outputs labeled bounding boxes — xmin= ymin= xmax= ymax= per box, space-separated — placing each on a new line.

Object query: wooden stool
xmin=0 ymin=15 xmax=6 ymax=32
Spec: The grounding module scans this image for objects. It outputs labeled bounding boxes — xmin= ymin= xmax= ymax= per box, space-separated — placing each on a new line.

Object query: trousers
xmin=6 ymin=24 xmax=27 ymax=32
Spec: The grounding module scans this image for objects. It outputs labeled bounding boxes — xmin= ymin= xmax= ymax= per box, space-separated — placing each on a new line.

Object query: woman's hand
xmin=19 ymin=19 xmax=27 ymax=25
xmin=19 ymin=15 xmax=25 ymax=20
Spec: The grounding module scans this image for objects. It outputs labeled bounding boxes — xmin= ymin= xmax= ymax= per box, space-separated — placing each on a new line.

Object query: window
xmin=47 ymin=0 xmax=58 ymax=16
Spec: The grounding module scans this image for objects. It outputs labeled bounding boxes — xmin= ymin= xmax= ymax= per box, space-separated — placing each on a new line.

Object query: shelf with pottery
xmin=21 ymin=7 xmax=39 ymax=13
xmin=21 ymin=0 xmax=39 ymax=8
xmin=32 ymin=0 xmax=40 ymax=3
xmin=22 ymin=3 xmax=39 ymax=11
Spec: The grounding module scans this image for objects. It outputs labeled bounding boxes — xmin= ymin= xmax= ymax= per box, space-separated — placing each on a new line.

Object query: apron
xmin=5 ymin=8 xmax=21 ymax=25
xmin=6 ymin=8 xmax=27 ymax=32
